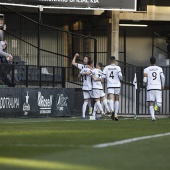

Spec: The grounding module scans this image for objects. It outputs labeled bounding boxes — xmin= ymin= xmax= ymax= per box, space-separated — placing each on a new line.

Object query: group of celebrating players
xmin=72 ymin=53 xmax=123 ymax=121
xmin=72 ymin=53 xmax=165 ymax=122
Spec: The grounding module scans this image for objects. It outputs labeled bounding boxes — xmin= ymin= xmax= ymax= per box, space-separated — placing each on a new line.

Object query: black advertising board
xmin=52 ymin=88 xmax=75 ymax=117
xmin=0 ymin=0 xmax=136 ymax=11
xmin=0 ymin=87 xmax=76 ymax=118
xmin=0 ymin=88 xmax=21 ymax=117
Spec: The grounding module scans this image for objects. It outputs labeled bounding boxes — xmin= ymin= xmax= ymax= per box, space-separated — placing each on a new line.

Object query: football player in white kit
xmin=80 ymin=60 xmax=94 ymax=119
xmin=102 ymin=56 xmax=123 ymax=121
xmin=143 ymin=56 xmax=165 ymax=122
xmin=91 ymin=62 xmax=110 ymax=117
xmin=72 ymin=53 xmax=93 ymax=115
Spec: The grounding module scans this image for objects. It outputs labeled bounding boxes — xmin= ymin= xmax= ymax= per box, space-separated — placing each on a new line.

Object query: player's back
xmin=80 ymin=67 xmax=92 ymax=91
xmin=103 ymin=64 xmax=121 ymax=88
xmin=91 ymin=68 xmax=103 ymax=90
xmin=144 ymin=65 xmax=163 ymax=90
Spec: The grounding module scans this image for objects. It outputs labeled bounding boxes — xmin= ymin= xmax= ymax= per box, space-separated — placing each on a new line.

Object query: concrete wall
xmin=121 ymin=25 xmax=170 ymax=66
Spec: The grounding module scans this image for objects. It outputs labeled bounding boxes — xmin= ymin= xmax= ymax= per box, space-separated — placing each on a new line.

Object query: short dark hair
xmin=87 ymin=60 xmax=93 ymax=66
xmin=110 ymin=56 xmax=116 ymax=62
xmin=84 ymin=56 xmax=91 ymax=61
xmin=150 ymin=56 xmax=156 ymax=65
xmin=97 ymin=62 xmax=103 ymax=68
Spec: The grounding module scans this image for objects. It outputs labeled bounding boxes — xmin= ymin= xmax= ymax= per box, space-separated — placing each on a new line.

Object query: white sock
xmin=96 ymin=101 xmax=104 ymax=113
xmin=115 ymin=101 xmax=119 ymax=116
xmin=149 ymin=106 xmax=155 ymax=120
xmin=82 ymin=102 xmax=88 ymax=118
xmin=109 ymin=100 xmax=114 ymax=112
xmin=102 ymin=99 xmax=110 ymax=112
xmin=92 ymin=103 xmax=97 ymax=117
xmin=88 ymin=98 xmax=92 ymax=108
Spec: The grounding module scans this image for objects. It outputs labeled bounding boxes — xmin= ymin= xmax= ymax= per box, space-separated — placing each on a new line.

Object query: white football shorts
xmin=107 ymin=88 xmax=120 ymax=95
xmin=147 ymin=90 xmax=162 ymax=103
xmin=83 ymin=90 xmax=92 ymax=99
xmin=92 ymin=89 xmax=105 ymax=99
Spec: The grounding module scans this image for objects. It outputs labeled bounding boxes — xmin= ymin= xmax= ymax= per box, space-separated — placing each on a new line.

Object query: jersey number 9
xmin=152 ymin=72 xmax=157 ymax=80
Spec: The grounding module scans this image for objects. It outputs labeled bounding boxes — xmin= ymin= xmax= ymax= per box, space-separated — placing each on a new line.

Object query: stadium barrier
xmin=0 ymin=63 xmax=169 ymax=117
xmin=0 ymin=87 xmax=75 ymax=118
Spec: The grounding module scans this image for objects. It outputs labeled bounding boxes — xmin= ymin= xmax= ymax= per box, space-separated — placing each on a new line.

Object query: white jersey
xmin=103 ymin=64 xmax=122 ymax=88
xmin=91 ymin=68 xmax=103 ymax=90
xmin=80 ymin=67 xmax=92 ymax=91
xmin=143 ymin=66 xmax=165 ymax=90
xmin=77 ymin=63 xmax=86 ymax=70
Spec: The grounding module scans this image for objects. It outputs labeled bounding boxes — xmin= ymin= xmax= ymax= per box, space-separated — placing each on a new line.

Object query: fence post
xmin=152 ymin=33 xmax=154 ymax=56
xmin=37 ymin=7 xmax=41 ymax=66
xmin=53 ymin=67 xmax=55 ymax=88
xmin=26 ymin=65 xmax=28 ymax=87
xmin=136 ymin=66 xmax=140 ymax=116
xmin=62 ymin=67 xmax=66 ymax=88
xmin=94 ymin=38 xmax=97 ymax=65
xmin=11 ymin=64 xmax=15 ymax=87
xmin=39 ymin=66 xmax=42 ymax=87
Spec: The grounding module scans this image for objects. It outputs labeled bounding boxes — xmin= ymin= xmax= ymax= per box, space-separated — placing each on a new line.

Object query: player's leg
xmin=82 ymin=91 xmax=90 ymax=119
xmin=107 ymin=89 xmax=115 ymax=113
xmin=100 ymin=90 xmax=110 ymax=114
xmin=107 ymin=89 xmax=115 ymax=120
xmin=114 ymin=95 xmax=119 ymax=121
xmin=100 ymin=96 xmax=110 ymax=114
xmin=88 ymin=98 xmax=93 ymax=115
xmin=155 ymin=90 xmax=162 ymax=112
xmin=147 ymin=90 xmax=156 ymax=121
xmin=93 ymin=90 xmax=105 ymax=116
xmin=114 ymin=88 xmax=120 ymax=121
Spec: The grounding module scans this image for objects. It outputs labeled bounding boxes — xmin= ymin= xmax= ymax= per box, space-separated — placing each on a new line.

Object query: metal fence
xmin=1 ymin=62 xmax=169 ymax=115
xmin=67 ymin=63 xmax=170 ymax=116
xmin=0 ymin=5 xmax=97 ymax=66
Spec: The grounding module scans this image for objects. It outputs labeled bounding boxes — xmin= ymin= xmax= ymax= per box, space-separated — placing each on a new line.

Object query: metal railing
xmin=0 ymin=5 xmax=97 ymax=66
xmin=137 ymin=0 xmax=147 ymax=11
xmin=152 ymin=32 xmax=170 ymax=58
xmin=0 ymin=62 xmax=169 ymax=115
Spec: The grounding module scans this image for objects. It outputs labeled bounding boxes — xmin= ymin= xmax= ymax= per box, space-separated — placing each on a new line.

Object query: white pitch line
xmin=93 ymin=132 xmax=170 ymax=148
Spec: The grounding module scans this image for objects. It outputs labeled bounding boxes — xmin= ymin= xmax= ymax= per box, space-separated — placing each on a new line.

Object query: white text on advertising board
xmin=38 ymin=92 xmax=53 ymax=114
xmin=0 ymin=97 xmax=19 ymax=109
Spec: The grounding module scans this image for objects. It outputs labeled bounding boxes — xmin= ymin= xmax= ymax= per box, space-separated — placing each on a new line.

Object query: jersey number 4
xmin=109 ymin=71 xmax=114 ymax=79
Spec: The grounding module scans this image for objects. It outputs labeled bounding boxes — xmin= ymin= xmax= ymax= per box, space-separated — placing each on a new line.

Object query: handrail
xmin=154 ymin=32 xmax=170 ymax=43
xmin=4 ymin=29 xmax=72 ymax=59
xmin=1 ymin=5 xmax=97 ymax=40
xmin=153 ymin=32 xmax=169 ymax=56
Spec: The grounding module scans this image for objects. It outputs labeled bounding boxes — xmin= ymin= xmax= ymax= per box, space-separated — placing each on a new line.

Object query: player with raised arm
xmin=72 ymin=53 xmax=93 ymax=115
xmin=80 ymin=60 xmax=94 ymax=119
xmin=102 ymin=56 xmax=123 ymax=121
xmin=143 ymin=56 xmax=165 ymax=122
xmin=91 ymin=62 xmax=110 ymax=117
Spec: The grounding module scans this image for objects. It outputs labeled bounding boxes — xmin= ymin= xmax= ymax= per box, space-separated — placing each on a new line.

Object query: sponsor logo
xmin=56 ymin=94 xmax=68 ymax=111
xmin=0 ymin=97 xmax=19 ymax=109
xmin=23 ymin=91 xmax=30 ymax=115
xmin=37 ymin=92 xmax=53 ymax=114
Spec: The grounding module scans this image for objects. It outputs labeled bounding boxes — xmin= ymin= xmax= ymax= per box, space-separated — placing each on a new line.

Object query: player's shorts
xmin=107 ymin=88 xmax=120 ymax=95
xmin=92 ymin=89 xmax=105 ymax=99
xmin=147 ymin=90 xmax=162 ymax=103
xmin=83 ymin=90 xmax=92 ymax=99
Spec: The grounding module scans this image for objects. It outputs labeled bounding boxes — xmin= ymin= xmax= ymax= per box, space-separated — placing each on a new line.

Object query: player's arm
xmin=101 ymin=67 xmax=106 ymax=78
xmin=160 ymin=70 xmax=165 ymax=89
xmin=92 ymin=75 xmax=102 ymax=81
xmin=118 ymin=67 xmax=123 ymax=80
xmin=143 ymin=69 xmax=148 ymax=83
xmin=72 ymin=53 xmax=79 ymax=67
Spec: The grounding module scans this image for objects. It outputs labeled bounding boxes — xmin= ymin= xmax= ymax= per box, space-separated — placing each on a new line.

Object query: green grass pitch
xmin=0 ymin=117 xmax=170 ymax=170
